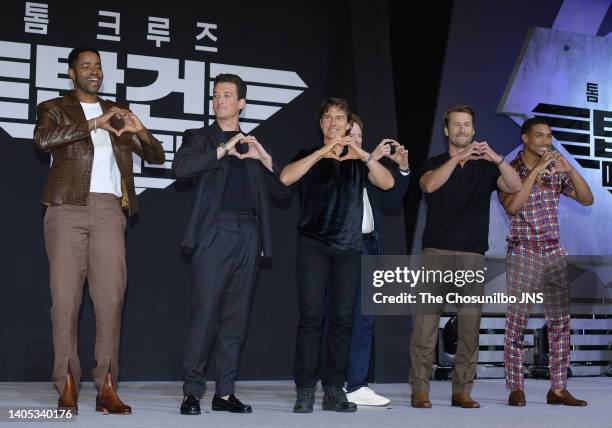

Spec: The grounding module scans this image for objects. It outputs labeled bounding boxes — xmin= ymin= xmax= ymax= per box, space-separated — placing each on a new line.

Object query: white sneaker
xmin=346 ymin=386 xmax=391 ymax=406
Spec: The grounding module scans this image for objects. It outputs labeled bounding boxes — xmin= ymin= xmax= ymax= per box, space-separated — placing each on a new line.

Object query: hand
xmin=224 ymin=132 xmax=246 ymax=152
xmin=386 ymin=140 xmax=409 ymax=170
xmin=372 ymin=139 xmax=392 ymax=161
xmin=339 ymin=136 xmax=368 ymax=161
xmin=94 ymin=107 xmax=124 ymax=136
xmin=531 ymin=152 xmax=555 ymax=176
xmin=114 ymin=109 xmax=145 ymax=136
xmin=454 ymin=142 xmax=482 ymax=163
xmin=318 ymin=137 xmax=343 ymax=160
xmin=475 ymin=141 xmax=503 ymax=164
xmin=231 ymin=135 xmax=270 ymax=163
xmin=552 ymin=152 xmax=572 ymax=173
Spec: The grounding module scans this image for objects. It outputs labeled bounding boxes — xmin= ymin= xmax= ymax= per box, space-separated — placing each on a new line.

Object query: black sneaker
xmin=322 ymin=386 xmax=357 ymax=412
xmin=293 ymin=387 xmax=315 ymax=413
xmin=180 ymin=395 xmax=201 ymax=415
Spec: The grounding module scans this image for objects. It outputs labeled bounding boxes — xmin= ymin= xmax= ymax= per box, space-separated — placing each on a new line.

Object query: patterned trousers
xmin=504 ymin=241 xmax=570 ymax=391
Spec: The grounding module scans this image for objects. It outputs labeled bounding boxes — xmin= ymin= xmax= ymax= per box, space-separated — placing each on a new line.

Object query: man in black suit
xmin=172 ymin=73 xmax=288 ymax=415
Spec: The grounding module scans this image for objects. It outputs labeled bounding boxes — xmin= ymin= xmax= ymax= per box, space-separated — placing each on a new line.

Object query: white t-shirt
xmin=361 ymin=169 xmax=409 ymax=234
xmin=362 ymin=188 xmax=374 ymax=234
xmin=80 ymin=102 xmax=122 ymax=197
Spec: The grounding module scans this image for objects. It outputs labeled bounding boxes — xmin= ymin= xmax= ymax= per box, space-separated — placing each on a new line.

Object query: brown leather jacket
xmin=34 ymin=91 xmax=165 ymax=216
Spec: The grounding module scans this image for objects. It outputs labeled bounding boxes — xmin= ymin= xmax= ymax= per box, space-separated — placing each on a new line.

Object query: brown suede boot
xmin=451 ymin=392 xmax=480 ymax=408
xmin=95 ymin=371 xmax=132 ymax=415
xmin=411 ymin=391 xmax=432 ymax=408
xmin=57 ymin=370 xmax=78 ymax=415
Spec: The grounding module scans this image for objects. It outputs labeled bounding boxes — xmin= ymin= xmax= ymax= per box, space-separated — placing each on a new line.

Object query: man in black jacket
xmin=172 ymin=73 xmax=288 ymax=415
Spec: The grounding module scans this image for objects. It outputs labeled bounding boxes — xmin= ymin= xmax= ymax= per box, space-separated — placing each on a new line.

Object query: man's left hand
xmin=233 ymin=135 xmax=273 ymax=169
xmin=114 ymin=109 xmax=145 ymax=136
xmin=475 ymin=141 xmax=503 ymax=164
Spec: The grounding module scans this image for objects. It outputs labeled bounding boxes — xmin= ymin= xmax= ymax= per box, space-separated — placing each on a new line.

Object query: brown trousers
xmin=44 ymin=193 xmax=127 ymax=393
xmin=409 ymin=248 xmax=485 ymax=395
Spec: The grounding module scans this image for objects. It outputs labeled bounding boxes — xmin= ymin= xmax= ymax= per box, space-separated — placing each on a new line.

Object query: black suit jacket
xmin=172 ymin=122 xmax=288 ymax=257
xmin=366 ymin=165 xmax=411 ymax=251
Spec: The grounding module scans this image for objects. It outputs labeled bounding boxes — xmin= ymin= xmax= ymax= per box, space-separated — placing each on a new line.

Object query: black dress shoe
xmin=212 ymin=394 xmax=252 ymax=413
xmin=293 ymin=387 xmax=315 ymax=413
xmin=322 ymin=386 xmax=357 ymax=412
xmin=180 ymin=395 xmax=201 ymax=415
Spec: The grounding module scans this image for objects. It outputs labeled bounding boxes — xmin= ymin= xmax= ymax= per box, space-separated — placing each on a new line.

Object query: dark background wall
xmin=0 ymin=0 xmax=451 ymax=383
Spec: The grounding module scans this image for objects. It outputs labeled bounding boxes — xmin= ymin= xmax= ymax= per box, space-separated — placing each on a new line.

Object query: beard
xmin=74 ymin=76 xmax=101 ymax=96
xmin=449 ymin=135 xmax=473 ymax=148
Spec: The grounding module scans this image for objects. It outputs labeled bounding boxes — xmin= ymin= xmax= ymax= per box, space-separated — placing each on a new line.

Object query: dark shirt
xmin=221 ymin=131 xmax=257 ymax=211
xmin=294 ymin=147 xmax=366 ymax=251
xmin=421 ymin=151 xmax=500 ymax=254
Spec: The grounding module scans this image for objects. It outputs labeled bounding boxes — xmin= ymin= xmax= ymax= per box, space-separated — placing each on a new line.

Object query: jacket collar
xmin=61 ymin=89 xmax=113 ymax=122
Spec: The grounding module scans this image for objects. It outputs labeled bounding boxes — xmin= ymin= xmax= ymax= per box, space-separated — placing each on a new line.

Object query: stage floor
xmin=1 ymin=378 xmax=610 ymax=427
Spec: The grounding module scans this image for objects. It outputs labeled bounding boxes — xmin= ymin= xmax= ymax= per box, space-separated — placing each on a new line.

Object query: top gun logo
xmin=0 ymin=41 xmax=307 ymax=194
xmin=498 ymin=27 xmax=612 ymax=196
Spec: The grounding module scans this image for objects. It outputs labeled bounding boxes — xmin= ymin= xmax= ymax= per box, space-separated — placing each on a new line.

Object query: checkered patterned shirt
xmin=507 ymin=151 xmax=575 ymax=243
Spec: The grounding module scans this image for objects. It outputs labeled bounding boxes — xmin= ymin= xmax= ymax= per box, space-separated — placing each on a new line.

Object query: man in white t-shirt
xmin=34 ymin=45 xmax=165 ymax=415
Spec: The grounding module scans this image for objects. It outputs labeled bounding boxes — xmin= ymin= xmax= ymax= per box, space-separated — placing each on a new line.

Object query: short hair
xmin=521 ymin=117 xmax=550 ymax=135
xmin=350 ymin=113 xmax=364 ymax=132
xmin=318 ymin=97 xmax=351 ymax=122
xmin=213 ymin=73 xmax=247 ymax=100
xmin=68 ymin=46 xmax=100 ymax=69
xmin=443 ymin=104 xmax=475 ymax=128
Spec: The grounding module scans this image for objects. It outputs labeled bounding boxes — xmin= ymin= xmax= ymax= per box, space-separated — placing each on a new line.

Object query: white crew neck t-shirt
xmin=80 ymin=102 xmax=122 ymax=197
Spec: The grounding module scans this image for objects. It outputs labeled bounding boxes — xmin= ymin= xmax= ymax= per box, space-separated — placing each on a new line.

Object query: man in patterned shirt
xmin=498 ymin=117 xmax=594 ymax=407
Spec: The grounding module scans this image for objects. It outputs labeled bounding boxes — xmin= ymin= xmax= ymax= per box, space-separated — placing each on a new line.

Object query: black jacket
xmin=172 ymin=122 xmax=288 ymax=257
xmin=366 ymin=165 xmax=411 ymax=251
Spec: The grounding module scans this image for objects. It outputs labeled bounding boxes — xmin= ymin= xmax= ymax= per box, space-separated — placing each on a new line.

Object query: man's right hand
xmin=531 ymin=152 xmax=555 ymax=176
xmin=91 ymin=107 xmax=124 ymax=136
xmin=317 ymin=137 xmax=343 ymax=160
xmin=225 ymin=133 xmax=246 ymax=154
xmin=453 ymin=142 xmax=482 ymax=163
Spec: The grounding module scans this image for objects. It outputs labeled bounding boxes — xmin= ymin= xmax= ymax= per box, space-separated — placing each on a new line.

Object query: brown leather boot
xmin=95 ymin=371 xmax=132 ymax=415
xmin=508 ymin=389 xmax=526 ymax=406
xmin=546 ymin=389 xmax=587 ymax=406
xmin=411 ymin=391 xmax=432 ymax=408
xmin=57 ymin=371 xmax=78 ymax=414
xmin=451 ymin=392 xmax=480 ymax=408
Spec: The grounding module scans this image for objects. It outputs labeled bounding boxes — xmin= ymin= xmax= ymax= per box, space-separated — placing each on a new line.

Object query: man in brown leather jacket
xmin=33 ymin=45 xmax=164 ymax=415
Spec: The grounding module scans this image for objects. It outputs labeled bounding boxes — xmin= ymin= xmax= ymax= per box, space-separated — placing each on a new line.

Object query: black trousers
xmin=294 ymin=235 xmax=361 ymax=388
xmin=183 ymin=212 xmax=260 ymax=397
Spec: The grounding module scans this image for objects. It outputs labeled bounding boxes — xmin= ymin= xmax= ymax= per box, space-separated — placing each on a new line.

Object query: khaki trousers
xmin=409 ymin=248 xmax=484 ymax=395
xmin=44 ymin=193 xmax=127 ymax=393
